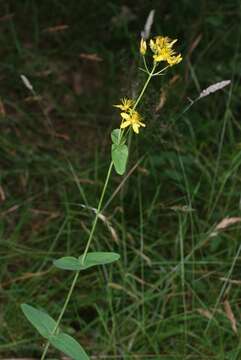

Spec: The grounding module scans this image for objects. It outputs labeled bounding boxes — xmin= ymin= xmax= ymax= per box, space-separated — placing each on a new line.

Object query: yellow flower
xmin=150 ymin=36 xmax=182 ymax=66
xmin=140 ymin=38 xmax=147 ymax=55
xmin=113 ymin=98 xmax=134 ymax=112
xmin=120 ymin=111 xmax=146 ymax=134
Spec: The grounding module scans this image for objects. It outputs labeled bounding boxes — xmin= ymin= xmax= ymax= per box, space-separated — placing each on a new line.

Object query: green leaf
xmin=111 ymin=143 xmax=128 ymax=175
xmin=79 ymin=252 xmax=120 ymax=268
xmin=53 ymin=256 xmax=83 ymax=271
xmin=111 ymin=129 xmax=121 ymax=145
xmin=53 ymin=252 xmax=120 ymax=271
xmin=21 ymin=304 xmax=57 ymax=339
xmin=50 ymin=332 xmax=89 ymax=360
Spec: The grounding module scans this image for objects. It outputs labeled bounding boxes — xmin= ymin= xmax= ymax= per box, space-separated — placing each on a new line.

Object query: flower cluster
xmin=140 ymin=35 xmax=182 ymax=66
xmin=114 ymin=98 xmax=145 ymax=134
xmin=113 ymin=36 xmax=182 ymax=135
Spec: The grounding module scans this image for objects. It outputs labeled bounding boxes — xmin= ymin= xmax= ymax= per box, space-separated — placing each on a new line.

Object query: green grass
xmin=1 ymin=0 xmax=241 ymax=358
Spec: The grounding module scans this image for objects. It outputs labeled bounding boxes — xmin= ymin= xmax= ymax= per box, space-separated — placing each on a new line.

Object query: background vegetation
xmin=0 ymin=0 xmax=241 ymax=358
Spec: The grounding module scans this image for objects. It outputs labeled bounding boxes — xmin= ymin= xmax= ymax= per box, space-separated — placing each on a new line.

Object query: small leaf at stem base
xmin=50 ymin=332 xmax=89 ymax=360
xmin=21 ymin=304 xmax=57 ymax=339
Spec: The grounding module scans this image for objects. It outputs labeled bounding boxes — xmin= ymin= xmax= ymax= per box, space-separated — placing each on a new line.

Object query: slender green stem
xmin=132 ymin=63 xmax=157 ymax=111
xmin=143 ymin=55 xmax=151 ymax=74
xmin=40 ymin=60 xmax=158 ymax=360
xmin=40 ymin=271 xmax=79 ymax=360
xmin=152 ymin=64 xmax=170 ymax=76
xmin=40 ymin=162 xmax=113 ymax=360
xmin=81 ymin=161 xmax=114 ymax=262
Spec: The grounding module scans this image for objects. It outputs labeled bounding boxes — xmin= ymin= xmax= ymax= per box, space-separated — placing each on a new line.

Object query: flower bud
xmin=140 ymin=38 xmax=147 ymax=55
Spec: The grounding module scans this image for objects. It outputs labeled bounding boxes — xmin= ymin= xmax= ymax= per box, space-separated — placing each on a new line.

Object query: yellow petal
xmin=153 ymin=54 xmax=164 ymax=62
xmin=169 ymin=39 xmax=178 ymax=47
xmin=168 ymin=54 xmax=182 ymax=66
xmin=120 ymin=120 xmax=131 ymax=128
xmin=120 ymin=112 xmax=130 ymax=120
xmin=132 ymin=123 xmax=140 ymax=134
xmin=150 ymin=39 xmax=155 ymax=52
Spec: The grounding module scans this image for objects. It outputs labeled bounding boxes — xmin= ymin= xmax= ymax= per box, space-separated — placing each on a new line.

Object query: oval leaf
xmin=111 ymin=144 xmax=128 ymax=175
xmin=111 ymin=129 xmax=121 ymax=145
xmin=21 ymin=303 xmax=57 ymax=339
xmin=53 ymin=256 xmax=83 ymax=271
xmin=54 ymin=252 xmax=120 ymax=271
xmin=79 ymin=252 xmax=120 ymax=268
xmin=50 ymin=332 xmax=89 ymax=360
